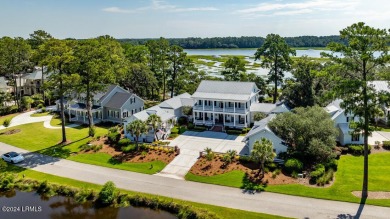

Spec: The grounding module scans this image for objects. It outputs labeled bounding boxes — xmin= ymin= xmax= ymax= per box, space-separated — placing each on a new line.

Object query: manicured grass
xmin=186 ymin=153 xmax=390 ymax=207
xmin=0 ymin=113 xmax=19 ymax=125
xmin=186 ymin=170 xmax=245 ymax=188
xmin=4 ymin=165 xmax=290 ymax=219
xmin=30 ymin=112 xmax=51 ymax=117
xmin=0 ymin=122 xmax=169 ymax=174
xmin=50 ymin=116 xmax=71 ymax=127
xmin=68 ymin=153 xmax=166 ymax=174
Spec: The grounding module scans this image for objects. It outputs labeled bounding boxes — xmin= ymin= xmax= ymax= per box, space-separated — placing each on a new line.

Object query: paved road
xmin=156 ymin=131 xmax=247 ymax=179
xmin=1 ymin=142 xmax=390 ymax=219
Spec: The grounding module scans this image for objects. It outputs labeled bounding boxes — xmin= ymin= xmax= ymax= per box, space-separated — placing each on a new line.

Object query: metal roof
xmin=158 ymin=93 xmax=192 ymax=109
xmin=369 ymin=81 xmax=390 ymax=93
xmin=250 ymin=103 xmax=276 ymax=113
xmin=192 ymin=80 xmax=258 ymax=101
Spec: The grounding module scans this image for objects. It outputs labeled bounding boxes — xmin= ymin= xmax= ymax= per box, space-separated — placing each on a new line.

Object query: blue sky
xmin=0 ymin=0 xmax=388 ymax=39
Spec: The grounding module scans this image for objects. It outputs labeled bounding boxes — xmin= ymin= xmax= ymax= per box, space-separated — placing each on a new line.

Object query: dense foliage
xmin=269 ymin=106 xmax=338 ymax=163
xmin=118 ymin=35 xmax=347 ymax=49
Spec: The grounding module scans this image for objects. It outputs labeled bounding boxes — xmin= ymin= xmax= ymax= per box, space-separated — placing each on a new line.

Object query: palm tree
xmin=373 ymin=106 xmax=385 ymax=129
xmin=250 ymin=138 xmax=276 ymax=177
xmin=146 ymin=114 xmax=162 ymax=141
xmin=126 ymin=120 xmax=148 ymax=151
xmin=204 ymin=147 xmax=214 ymax=161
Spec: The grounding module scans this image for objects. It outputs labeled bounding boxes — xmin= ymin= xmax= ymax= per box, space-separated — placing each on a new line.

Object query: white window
xmin=346 ymin=117 xmax=349 ymax=122
xmin=351 ymin=134 xmax=360 ymax=142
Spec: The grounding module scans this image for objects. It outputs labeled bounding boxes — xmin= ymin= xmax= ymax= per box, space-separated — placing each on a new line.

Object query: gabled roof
xmin=192 ymin=80 xmax=258 ymax=101
xmin=250 ymin=103 xmax=276 ymax=113
xmin=78 ymin=85 xmax=119 ymax=101
xmin=158 ymin=93 xmax=192 ymax=109
xmin=23 ymin=68 xmax=50 ymax=80
xmin=325 ymin=99 xmax=346 ymax=120
xmin=245 ymin=114 xmax=277 ymax=139
xmin=369 ymin=81 xmax=390 ymax=93
xmin=104 ymin=92 xmax=133 ymax=109
xmin=338 ymin=123 xmax=351 ymax=134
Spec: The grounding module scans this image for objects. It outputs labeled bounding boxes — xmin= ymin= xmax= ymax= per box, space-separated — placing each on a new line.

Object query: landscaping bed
xmin=189 ymin=156 xmax=296 ymax=185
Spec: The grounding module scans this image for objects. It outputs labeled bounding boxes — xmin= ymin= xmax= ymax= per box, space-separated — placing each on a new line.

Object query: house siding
xmin=103 ymin=107 xmax=122 ymax=122
xmin=247 ymin=130 xmax=287 ymax=154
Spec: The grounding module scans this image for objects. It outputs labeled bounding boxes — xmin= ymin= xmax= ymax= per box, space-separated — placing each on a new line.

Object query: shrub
xmin=108 ymin=132 xmax=121 ymax=144
xmin=89 ymin=126 xmax=96 ymax=137
xmin=204 ymin=147 xmax=214 ymax=161
xmin=169 ymin=133 xmax=178 ymax=138
xmin=177 ymin=117 xmax=187 ymax=126
xmin=194 ymin=126 xmax=207 ymax=131
xmin=272 ymin=169 xmax=281 ymax=178
xmin=222 ymin=153 xmax=232 ymax=165
xmin=383 ymin=141 xmax=390 ymax=150
xmin=325 ymin=159 xmax=338 ymax=171
xmin=108 ymin=126 xmax=119 ymax=133
xmin=98 ymin=181 xmax=117 ymax=205
xmin=242 ymin=127 xmax=251 ymax=134
xmin=348 ymin=145 xmax=371 ymax=155
xmin=118 ymin=138 xmax=131 ymax=147
xmin=93 ymin=144 xmax=103 ymax=152
xmin=171 ymin=127 xmax=179 ymax=134
xmin=0 ymin=173 xmax=16 ymax=190
xmin=75 ymin=188 xmax=94 ymax=203
xmin=179 ymin=126 xmax=187 ymax=134
xmin=41 ymin=107 xmax=46 ymax=113
xmin=2 ymin=118 xmax=11 ymax=128
xmin=310 ymin=164 xmax=325 ymax=183
xmin=121 ymin=144 xmax=137 ymax=153
xmin=187 ymin=123 xmax=194 ymax=129
xmin=239 ymin=155 xmax=251 ymax=163
xmin=266 ymin=162 xmax=278 ymax=171
xmin=284 ymin=158 xmax=303 ymax=174
xmin=226 ymin=130 xmax=242 ymax=135
xmin=141 ymin=151 xmax=148 ymax=158
xmin=0 ymin=159 xmax=7 ymax=171
xmin=37 ymin=103 xmax=44 ymax=109
xmin=316 ymin=169 xmax=334 ymax=186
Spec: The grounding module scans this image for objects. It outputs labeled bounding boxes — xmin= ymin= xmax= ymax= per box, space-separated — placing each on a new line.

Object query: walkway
xmin=156 ymin=131 xmax=247 ymax=179
xmin=1 ymin=142 xmax=389 ymax=219
xmin=0 ymin=110 xmax=79 ymax=130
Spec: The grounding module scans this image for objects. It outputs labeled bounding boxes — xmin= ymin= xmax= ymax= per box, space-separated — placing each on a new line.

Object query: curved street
xmin=1 ymin=142 xmax=390 ymax=219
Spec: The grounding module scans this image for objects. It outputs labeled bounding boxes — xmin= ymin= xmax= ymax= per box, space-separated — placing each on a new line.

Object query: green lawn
xmin=69 ymin=153 xmax=166 ymax=174
xmin=50 ymin=116 xmax=71 ymax=127
xmin=0 ymin=113 xmax=19 ymax=125
xmin=4 ymin=164 xmax=290 ymax=219
xmin=30 ymin=112 xmax=51 ymax=117
xmin=186 ymin=153 xmax=390 ymax=207
xmin=0 ymin=122 xmax=167 ymax=174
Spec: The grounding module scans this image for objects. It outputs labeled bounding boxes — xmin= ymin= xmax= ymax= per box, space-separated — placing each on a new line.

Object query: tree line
xmin=118 ymin=35 xmax=347 ymax=49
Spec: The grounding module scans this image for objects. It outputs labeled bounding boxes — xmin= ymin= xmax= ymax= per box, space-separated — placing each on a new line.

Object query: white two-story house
xmin=325 ymin=99 xmax=364 ymax=145
xmin=191 ymin=80 xmax=259 ymax=129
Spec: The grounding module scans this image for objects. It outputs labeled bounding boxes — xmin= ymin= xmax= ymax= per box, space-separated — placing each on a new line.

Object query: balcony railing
xmin=193 ymin=106 xmax=247 ymax=114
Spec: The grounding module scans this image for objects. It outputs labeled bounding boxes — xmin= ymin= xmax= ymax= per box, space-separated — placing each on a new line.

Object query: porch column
xmin=202 ymin=100 xmax=205 ymax=111
xmin=234 ymin=115 xmax=236 ymax=127
xmin=223 ymin=114 xmax=225 ymax=126
xmin=83 ymin=111 xmax=85 ymax=123
xmin=212 ymin=100 xmax=215 ymax=112
xmin=234 ymin=102 xmax=236 ymax=113
xmin=245 ymin=114 xmax=247 ymax=127
xmin=213 ymin=113 xmax=215 ymax=124
xmin=203 ymin=112 xmax=205 ymax=124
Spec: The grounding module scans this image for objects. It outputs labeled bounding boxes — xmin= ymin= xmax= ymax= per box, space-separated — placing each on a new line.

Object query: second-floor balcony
xmin=194 ymin=105 xmax=247 ymax=114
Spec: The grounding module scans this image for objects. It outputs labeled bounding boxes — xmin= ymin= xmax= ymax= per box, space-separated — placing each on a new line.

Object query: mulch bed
xmin=189 ymin=157 xmax=297 ymax=185
xmin=0 ymin=129 xmax=21 ymax=135
xmin=82 ymin=136 xmax=177 ymax=164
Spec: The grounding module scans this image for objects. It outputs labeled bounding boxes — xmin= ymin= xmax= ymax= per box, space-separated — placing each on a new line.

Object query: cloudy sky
xmin=0 ymin=0 xmax=388 ymax=39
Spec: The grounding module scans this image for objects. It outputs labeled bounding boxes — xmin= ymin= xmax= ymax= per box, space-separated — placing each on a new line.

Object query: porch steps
xmin=211 ymin=125 xmax=223 ymax=132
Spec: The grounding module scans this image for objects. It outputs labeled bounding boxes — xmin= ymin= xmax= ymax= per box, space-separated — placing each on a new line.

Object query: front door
xmin=218 ymin=114 xmax=223 ymax=123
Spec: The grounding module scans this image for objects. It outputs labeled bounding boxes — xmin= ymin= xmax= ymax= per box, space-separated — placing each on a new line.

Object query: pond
xmin=0 ymin=190 xmax=177 ymax=219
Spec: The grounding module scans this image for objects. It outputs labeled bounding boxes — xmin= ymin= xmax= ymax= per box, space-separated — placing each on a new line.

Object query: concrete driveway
xmin=155 ymin=131 xmax=247 ymax=179
xmin=368 ymin=131 xmax=390 ymax=145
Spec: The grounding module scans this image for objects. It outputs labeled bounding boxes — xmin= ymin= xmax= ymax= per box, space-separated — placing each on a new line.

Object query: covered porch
xmin=68 ymin=103 xmax=103 ymax=124
xmin=194 ymin=112 xmax=249 ymax=128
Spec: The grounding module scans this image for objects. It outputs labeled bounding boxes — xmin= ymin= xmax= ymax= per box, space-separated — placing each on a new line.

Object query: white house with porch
xmin=191 ymin=80 xmax=259 ymax=129
xmin=66 ymin=85 xmax=144 ymax=124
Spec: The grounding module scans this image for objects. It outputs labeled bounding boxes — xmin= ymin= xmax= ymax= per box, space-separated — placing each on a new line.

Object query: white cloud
xmin=102 ymin=7 xmax=133 ymax=14
xmin=102 ymin=0 xmax=218 ymax=14
xmin=236 ymin=0 xmax=358 ymax=18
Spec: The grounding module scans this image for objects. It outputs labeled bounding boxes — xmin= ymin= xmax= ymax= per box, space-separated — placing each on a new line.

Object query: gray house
xmin=65 ymin=85 xmax=144 ymax=124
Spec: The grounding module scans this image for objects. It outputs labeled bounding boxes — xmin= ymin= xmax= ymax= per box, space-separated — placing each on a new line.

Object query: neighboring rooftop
xmin=132 ymin=106 xmax=175 ymax=122
xmin=369 ymin=81 xmax=390 ymax=93
xmin=250 ymin=103 xmax=276 ymax=113
xmin=245 ymin=114 xmax=277 ymax=139
xmin=104 ymin=92 xmax=133 ymax=109
xmin=192 ymin=80 xmax=258 ymax=101
xmin=158 ymin=93 xmax=192 ymax=109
